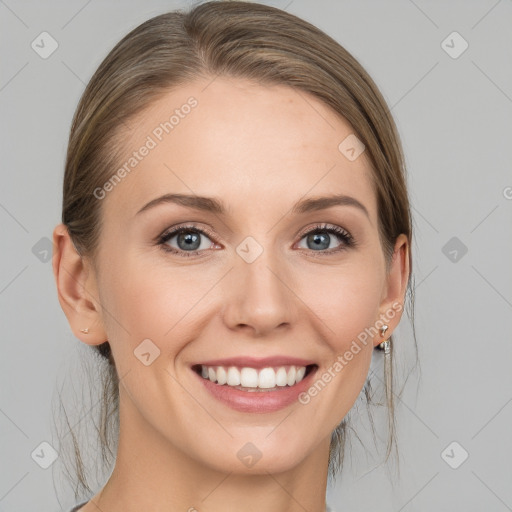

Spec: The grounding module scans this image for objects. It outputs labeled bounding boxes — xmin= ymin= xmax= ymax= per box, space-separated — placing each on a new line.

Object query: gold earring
xmin=80 ymin=328 xmax=89 ymax=334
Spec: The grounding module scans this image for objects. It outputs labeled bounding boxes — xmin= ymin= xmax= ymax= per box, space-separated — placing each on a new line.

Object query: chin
xmin=189 ymin=432 xmax=316 ymax=476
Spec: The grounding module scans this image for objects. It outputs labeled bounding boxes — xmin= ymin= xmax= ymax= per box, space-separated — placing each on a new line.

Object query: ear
xmin=52 ymin=223 xmax=107 ymax=345
xmin=374 ymin=233 xmax=410 ymax=347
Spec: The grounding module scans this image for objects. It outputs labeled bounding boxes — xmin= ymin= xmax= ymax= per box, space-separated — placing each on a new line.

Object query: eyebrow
xmin=136 ymin=193 xmax=370 ymax=219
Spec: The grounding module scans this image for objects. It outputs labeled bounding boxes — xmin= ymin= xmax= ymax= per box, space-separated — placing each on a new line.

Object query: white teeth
xmin=227 ymin=367 xmax=241 ymax=386
xmin=258 ymin=368 xmax=276 ymax=388
xmin=275 ymin=367 xmax=287 ymax=387
xmin=287 ymin=366 xmax=296 ymax=386
xmin=216 ymin=366 xmax=227 ymax=385
xmin=198 ymin=364 xmax=310 ymax=389
xmin=240 ymin=367 xmax=259 ymax=387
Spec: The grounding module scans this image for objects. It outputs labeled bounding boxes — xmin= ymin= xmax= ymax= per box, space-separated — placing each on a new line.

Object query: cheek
xmin=301 ymin=262 xmax=383 ymax=348
xmin=98 ymin=252 xmax=217 ymax=364
xmin=102 ymin=267 xmax=174 ymax=339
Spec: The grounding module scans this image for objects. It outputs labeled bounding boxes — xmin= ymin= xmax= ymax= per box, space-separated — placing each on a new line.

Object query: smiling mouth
xmin=191 ymin=364 xmax=318 ymax=392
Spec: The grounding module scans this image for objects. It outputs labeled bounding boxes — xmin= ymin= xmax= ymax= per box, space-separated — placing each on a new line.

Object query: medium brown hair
xmin=57 ymin=0 xmax=415 ymax=499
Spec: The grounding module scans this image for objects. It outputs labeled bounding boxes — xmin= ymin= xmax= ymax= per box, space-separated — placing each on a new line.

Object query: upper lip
xmin=193 ymin=356 xmax=317 ymax=369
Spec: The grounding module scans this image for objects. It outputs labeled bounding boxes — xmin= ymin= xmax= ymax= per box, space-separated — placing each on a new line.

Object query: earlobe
xmin=52 ymin=223 xmax=107 ymax=345
xmin=375 ymin=234 xmax=410 ymax=347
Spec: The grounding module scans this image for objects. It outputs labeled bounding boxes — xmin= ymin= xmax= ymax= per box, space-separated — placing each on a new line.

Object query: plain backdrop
xmin=1 ymin=0 xmax=511 ymax=510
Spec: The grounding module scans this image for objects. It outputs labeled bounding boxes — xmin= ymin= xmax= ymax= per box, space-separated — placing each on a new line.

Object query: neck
xmin=89 ymin=387 xmax=331 ymax=512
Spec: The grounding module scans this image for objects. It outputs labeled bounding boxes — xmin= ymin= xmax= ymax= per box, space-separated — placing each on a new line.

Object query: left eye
xmin=296 ymin=227 xmax=352 ymax=252
xmin=301 ymin=229 xmax=341 ymax=250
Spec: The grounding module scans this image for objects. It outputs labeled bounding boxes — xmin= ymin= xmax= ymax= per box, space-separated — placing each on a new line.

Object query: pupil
xmin=309 ymin=232 xmax=329 ymax=250
xmin=179 ymin=231 xmax=200 ymax=250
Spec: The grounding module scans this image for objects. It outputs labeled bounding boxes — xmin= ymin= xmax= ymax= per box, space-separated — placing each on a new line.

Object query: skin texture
xmin=53 ymin=76 xmax=409 ymax=512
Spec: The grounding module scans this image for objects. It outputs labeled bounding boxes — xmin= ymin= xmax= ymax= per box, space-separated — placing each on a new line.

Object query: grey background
xmin=1 ymin=0 xmax=511 ymax=510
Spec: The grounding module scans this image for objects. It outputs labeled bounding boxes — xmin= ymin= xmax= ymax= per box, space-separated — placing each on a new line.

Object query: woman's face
xmin=83 ymin=76 xmax=408 ymax=474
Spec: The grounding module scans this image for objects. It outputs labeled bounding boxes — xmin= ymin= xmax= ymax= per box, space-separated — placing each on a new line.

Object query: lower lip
xmin=193 ymin=367 xmax=318 ymax=413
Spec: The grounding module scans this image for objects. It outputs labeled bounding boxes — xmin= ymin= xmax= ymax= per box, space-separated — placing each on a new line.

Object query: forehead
xmin=106 ymin=76 xmax=377 ymax=220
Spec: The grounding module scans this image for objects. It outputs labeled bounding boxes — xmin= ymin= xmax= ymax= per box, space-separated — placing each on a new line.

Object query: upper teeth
xmin=200 ymin=365 xmax=307 ymax=388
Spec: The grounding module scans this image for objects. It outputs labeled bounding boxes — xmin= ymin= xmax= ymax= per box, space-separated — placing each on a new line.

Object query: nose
xmin=221 ymin=249 xmax=298 ymax=337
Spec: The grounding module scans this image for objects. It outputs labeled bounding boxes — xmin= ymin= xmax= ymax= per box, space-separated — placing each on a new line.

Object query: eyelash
xmin=157 ymin=222 xmax=355 ymax=258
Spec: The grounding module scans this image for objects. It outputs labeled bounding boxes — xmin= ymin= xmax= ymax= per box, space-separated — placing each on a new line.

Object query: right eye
xmin=158 ymin=225 xmax=219 ymax=257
